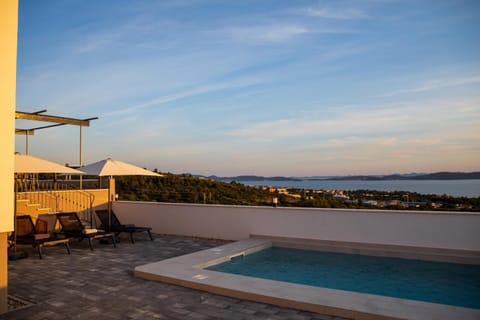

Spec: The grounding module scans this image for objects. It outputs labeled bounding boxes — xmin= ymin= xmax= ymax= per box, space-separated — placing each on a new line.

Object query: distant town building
xmin=333 ymin=194 xmax=350 ymax=200
xmin=362 ymin=200 xmax=378 ymax=206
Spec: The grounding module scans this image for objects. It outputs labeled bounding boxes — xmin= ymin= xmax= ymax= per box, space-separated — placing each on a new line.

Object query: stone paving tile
xmin=2 ymin=235 xmax=349 ymax=320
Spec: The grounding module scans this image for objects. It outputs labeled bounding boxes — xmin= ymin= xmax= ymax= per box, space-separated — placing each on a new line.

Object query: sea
xmin=238 ymin=179 xmax=480 ymax=198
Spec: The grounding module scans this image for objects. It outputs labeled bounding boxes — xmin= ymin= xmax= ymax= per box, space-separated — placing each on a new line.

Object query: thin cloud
xmin=302 ymin=136 xmax=401 ymax=152
xmin=301 ymin=7 xmax=367 ymax=19
xmin=71 ymin=13 xmax=175 ymax=55
xmin=226 ymin=24 xmax=309 ymax=43
xmin=106 ymin=77 xmax=263 ymax=116
xmin=383 ymin=75 xmax=480 ymax=97
xmin=74 ymin=29 xmax=125 ymax=53
xmin=228 ymin=98 xmax=480 ymax=141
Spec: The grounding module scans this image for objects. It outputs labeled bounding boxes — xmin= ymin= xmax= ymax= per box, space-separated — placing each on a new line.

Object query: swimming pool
xmin=135 ymin=239 xmax=480 ymax=319
xmin=207 ymin=246 xmax=480 ymax=309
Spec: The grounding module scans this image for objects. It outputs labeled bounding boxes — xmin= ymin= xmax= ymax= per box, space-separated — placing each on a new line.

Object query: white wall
xmin=113 ymin=201 xmax=480 ymax=251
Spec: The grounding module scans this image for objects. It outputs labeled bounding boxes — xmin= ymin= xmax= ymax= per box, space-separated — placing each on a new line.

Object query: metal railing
xmin=15 ymin=179 xmax=95 ymax=223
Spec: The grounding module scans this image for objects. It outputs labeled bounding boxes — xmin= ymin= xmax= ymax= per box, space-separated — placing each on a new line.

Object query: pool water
xmin=207 ymin=247 xmax=480 ymax=309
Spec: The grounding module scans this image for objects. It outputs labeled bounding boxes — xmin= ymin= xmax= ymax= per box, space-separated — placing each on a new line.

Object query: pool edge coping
xmin=134 ymin=239 xmax=480 ymax=320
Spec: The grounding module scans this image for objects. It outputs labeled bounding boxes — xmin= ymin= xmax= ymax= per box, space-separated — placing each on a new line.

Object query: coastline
xmin=236 ymin=179 xmax=480 ymax=198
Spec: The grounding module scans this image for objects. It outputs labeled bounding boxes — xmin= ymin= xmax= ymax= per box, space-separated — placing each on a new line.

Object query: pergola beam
xmin=15 ymin=111 xmax=96 ymax=127
xmin=15 ymin=129 xmax=35 ymax=135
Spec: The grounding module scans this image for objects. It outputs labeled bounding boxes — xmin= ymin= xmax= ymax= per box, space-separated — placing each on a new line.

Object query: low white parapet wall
xmin=113 ymin=201 xmax=480 ymax=252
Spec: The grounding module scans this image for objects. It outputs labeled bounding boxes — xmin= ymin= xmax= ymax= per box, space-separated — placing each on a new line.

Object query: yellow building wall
xmin=0 ymin=0 xmax=17 ymax=233
xmin=0 ymin=0 xmax=18 ymax=314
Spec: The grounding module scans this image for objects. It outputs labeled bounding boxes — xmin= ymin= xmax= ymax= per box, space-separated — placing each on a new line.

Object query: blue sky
xmin=15 ymin=0 xmax=480 ymax=176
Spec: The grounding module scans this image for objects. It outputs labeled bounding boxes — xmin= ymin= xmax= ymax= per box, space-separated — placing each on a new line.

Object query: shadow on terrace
xmin=5 ymin=233 xmax=342 ymax=320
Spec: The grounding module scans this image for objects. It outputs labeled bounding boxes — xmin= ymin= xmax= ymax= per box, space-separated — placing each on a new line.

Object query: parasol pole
xmin=108 ymin=175 xmax=112 ymax=232
xmin=13 ymin=175 xmax=17 ymax=253
xmin=25 ymin=134 xmax=29 ymax=155
xmin=79 ymin=126 xmax=83 ymax=190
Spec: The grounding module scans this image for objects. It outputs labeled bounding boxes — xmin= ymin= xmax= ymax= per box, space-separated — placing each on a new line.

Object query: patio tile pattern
xmin=3 ymin=234 xmax=347 ymax=320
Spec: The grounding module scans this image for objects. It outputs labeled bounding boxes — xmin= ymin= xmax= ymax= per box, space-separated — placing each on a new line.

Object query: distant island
xmin=327 ymin=172 xmax=480 ymax=181
xmin=203 ymin=171 xmax=480 ymax=182
xmin=204 ymin=175 xmax=302 ymax=182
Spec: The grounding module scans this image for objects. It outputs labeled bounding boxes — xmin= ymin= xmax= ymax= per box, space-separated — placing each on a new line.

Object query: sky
xmin=15 ymin=0 xmax=480 ymax=176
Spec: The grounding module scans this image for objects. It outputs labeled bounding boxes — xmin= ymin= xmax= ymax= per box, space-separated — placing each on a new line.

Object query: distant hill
xmin=206 ymin=175 xmax=302 ymax=182
xmin=408 ymin=172 xmax=480 ymax=180
xmin=200 ymin=172 xmax=480 ymax=182
xmin=326 ymin=172 xmax=480 ymax=181
xmin=116 ymin=173 xmax=278 ymax=206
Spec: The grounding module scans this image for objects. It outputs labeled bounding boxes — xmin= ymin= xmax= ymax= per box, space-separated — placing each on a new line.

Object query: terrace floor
xmin=3 ymin=234 xmax=346 ymax=320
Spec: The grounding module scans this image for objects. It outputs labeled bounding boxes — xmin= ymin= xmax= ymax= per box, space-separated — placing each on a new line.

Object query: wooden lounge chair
xmin=96 ymin=209 xmax=153 ymax=243
xmin=14 ymin=215 xmax=71 ymax=259
xmin=56 ymin=212 xmax=116 ymax=250
xmin=36 ymin=213 xmax=61 ymax=236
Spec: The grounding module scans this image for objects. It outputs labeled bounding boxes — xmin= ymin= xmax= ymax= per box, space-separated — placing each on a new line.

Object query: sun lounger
xmin=96 ymin=209 xmax=153 ymax=243
xmin=36 ymin=213 xmax=61 ymax=235
xmin=14 ymin=215 xmax=71 ymax=259
xmin=56 ymin=212 xmax=116 ymax=250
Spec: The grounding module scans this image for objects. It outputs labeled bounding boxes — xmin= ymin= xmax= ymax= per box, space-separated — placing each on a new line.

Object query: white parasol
xmin=79 ymin=158 xmax=162 ymax=177
xmin=80 ymin=158 xmax=162 ymax=230
xmin=15 ymin=153 xmax=85 ymax=175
